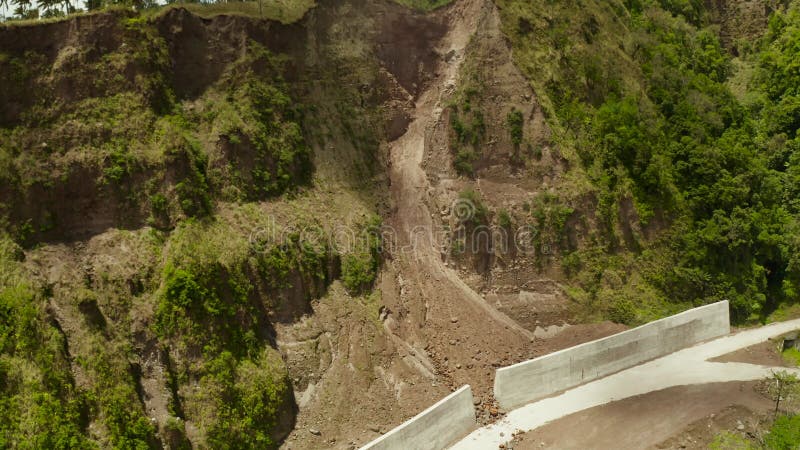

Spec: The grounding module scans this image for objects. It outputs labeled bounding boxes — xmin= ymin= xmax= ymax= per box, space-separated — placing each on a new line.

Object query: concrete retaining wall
xmin=494 ymin=300 xmax=730 ymax=410
xmin=360 ymin=385 xmax=475 ymax=450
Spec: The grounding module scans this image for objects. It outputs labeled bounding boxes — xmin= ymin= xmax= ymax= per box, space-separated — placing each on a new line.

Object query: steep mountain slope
xmin=0 ymin=2 xmax=408 ymax=447
xmin=2 ymin=0 xmax=800 ymax=448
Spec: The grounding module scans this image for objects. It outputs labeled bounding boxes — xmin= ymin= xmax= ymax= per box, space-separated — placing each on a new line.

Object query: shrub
xmin=454 ymin=148 xmax=477 ymax=176
xmin=341 ymin=217 xmax=382 ymax=295
xmin=457 ymin=189 xmax=489 ymax=225
xmin=507 ymin=108 xmax=524 ymax=145
xmin=783 ymin=348 xmax=800 ymax=367
xmin=606 ymin=295 xmax=637 ymax=325
xmin=709 ymin=431 xmax=755 ymax=450
xmin=103 ymin=142 xmax=136 ymax=183
xmin=162 ymin=417 xmax=191 ymax=450
xmin=0 ymin=285 xmax=94 ymax=448
xmin=204 ymin=349 xmax=292 ymax=450
xmin=156 ymin=267 xmax=215 ymax=334
xmin=150 ymin=193 xmax=167 ymax=215
xmin=342 ymin=252 xmax=378 ymax=295
xmin=498 ymin=209 xmax=513 ymax=228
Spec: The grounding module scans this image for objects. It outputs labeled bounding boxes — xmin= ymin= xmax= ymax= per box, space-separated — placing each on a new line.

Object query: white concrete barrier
xmin=494 ymin=301 xmax=730 ymax=410
xmin=360 ymin=385 xmax=475 ymax=450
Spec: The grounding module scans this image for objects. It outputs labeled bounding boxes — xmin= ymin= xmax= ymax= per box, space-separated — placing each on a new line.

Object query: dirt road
xmin=510 ymin=381 xmax=772 ymax=449
xmin=451 ymin=318 xmax=800 ymax=449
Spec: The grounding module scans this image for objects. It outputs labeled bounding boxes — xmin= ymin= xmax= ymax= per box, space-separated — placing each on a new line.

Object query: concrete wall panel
xmin=360 ymin=385 xmax=475 ymax=450
xmin=494 ymin=301 xmax=730 ymax=409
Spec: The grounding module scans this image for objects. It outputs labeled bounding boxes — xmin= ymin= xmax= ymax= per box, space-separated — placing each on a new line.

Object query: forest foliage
xmin=496 ymin=0 xmax=800 ymax=324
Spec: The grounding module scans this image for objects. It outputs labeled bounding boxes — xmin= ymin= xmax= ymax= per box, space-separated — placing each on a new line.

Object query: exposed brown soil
xmin=511 ymin=382 xmax=773 ymax=450
xmin=276 ymin=1 xmax=630 ymax=447
xmin=706 ymin=0 xmax=776 ymax=52
xmin=381 ymin=0 xmax=533 ymax=402
xmin=711 ymin=339 xmax=793 ymax=367
xmin=654 ymin=404 xmax=767 ymax=450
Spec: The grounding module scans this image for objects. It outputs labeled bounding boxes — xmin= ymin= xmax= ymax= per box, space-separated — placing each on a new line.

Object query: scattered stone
xmin=309 ymin=428 xmax=321 ymax=436
xmin=450 ymin=317 xmax=459 ymax=323
xmin=456 ymin=363 xmax=462 ymax=369
xmin=473 ymin=398 xmax=481 ymax=406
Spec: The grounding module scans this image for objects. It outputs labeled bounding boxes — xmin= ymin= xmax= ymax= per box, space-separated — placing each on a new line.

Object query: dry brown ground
xmin=711 ymin=339 xmax=792 ymax=367
xmin=281 ymin=0 xmax=629 ymax=447
xmin=511 ymin=382 xmax=773 ymax=450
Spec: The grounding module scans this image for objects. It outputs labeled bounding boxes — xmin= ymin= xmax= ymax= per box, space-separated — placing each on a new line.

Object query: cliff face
xmin=0 ymin=2 xmax=422 ymax=447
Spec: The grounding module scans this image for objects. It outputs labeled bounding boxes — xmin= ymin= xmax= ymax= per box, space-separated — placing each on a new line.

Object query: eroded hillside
xmin=2 ymin=0 xmax=800 ymax=448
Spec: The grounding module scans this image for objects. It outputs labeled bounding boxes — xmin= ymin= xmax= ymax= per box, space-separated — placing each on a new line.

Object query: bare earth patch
xmin=510 ymin=382 xmax=772 ymax=450
xmin=710 ymin=339 xmax=792 ymax=368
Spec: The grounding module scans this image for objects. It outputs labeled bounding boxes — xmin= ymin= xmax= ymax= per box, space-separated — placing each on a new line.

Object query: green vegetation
xmin=710 ymin=431 xmax=757 ymax=450
xmin=0 ymin=2 xmax=387 ymax=448
xmin=783 ymin=347 xmax=800 ymax=367
xmin=507 ymin=108 xmax=524 ymax=146
xmin=765 ymin=414 xmax=800 ymax=449
xmin=199 ymin=348 xmax=292 ymax=449
xmin=341 ymin=216 xmax=382 ymax=295
xmin=201 ymin=43 xmax=311 ymax=201
xmin=1 ymin=0 xmax=315 ymax=25
xmin=710 ymin=415 xmax=800 ymax=450
xmin=150 ymin=217 xmax=334 ymax=448
xmin=391 ymin=0 xmax=453 ymax=13
xmin=498 ymin=209 xmax=512 ymax=229
xmin=710 ymin=371 xmax=800 ymax=449
xmin=0 ymin=18 xmax=309 ymax=240
xmin=0 ymin=285 xmax=95 ymax=448
xmin=498 ymin=0 xmax=800 ymax=325
xmin=0 ymin=238 xmax=94 ymax=448
xmin=457 ymin=189 xmax=489 ymax=225
xmin=158 ymin=0 xmax=316 ymax=24
xmin=527 ymin=192 xmax=574 ymax=249
xmin=449 ymin=79 xmax=486 ymax=176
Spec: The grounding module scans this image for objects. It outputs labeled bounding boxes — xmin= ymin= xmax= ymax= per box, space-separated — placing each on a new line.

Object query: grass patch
xmin=151 ymin=0 xmax=315 ymax=24
xmin=392 ymin=0 xmax=453 ymax=12
xmin=784 ymin=347 xmax=800 ymax=368
xmin=767 ymin=303 xmax=800 ymax=324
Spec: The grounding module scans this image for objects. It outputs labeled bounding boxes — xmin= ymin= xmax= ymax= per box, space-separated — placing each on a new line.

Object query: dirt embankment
xmin=371 ymin=0 xmax=626 ymax=421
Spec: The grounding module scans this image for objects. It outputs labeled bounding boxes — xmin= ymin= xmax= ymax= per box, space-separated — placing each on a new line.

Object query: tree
xmin=767 ymin=371 xmax=800 ymax=418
